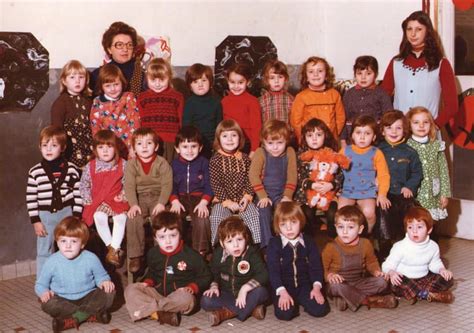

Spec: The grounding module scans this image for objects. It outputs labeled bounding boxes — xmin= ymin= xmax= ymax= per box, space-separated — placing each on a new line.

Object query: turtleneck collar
xmin=411 ymin=135 xmax=429 ymax=144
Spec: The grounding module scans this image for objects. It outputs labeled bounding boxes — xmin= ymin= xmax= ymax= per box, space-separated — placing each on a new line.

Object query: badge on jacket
xmin=237 ymin=260 xmax=250 ymax=274
xmin=177 ymin=261 xmax=187 ymax=271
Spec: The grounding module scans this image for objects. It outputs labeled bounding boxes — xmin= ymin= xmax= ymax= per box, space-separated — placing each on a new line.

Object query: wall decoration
xmin=214 ymin=36 xmax=277 ymax=97
xmin=0 ymin=32 xmax=49 ymax=112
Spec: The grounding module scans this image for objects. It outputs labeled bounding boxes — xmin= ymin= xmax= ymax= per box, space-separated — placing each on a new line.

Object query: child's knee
xmin=274 ymin=306 xmax=297 ymax=321
xmin=305 ymin=302 xmax=329 ymax=318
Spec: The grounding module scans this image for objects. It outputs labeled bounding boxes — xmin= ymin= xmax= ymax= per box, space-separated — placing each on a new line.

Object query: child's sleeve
xmin=341 ymin=89 xmax=354 ymax=141
xmin=374 ymin=149 xmax=390 ymax=197
xmin=126 ymin=94 xmax=141 ymax=137
xmin=428 ymin=243 xmax=446 ymax=274
xmin=381 ymin=241 xmax=403 ymax=273
xmin=182 ymin=98 xmax=193 ymax=126
xmin=209 ymin=247 xmax=223 ymax=287
xmin=158 ymin=160 xmax=173 ymax=205
xmin=266 ymin=237 xmax=285 ymax=292
xmin=79 ymin=163 xmax=92 ymax=205
xmin=249 ymin=148 xmax=267 ymax=200
xmin=437 ymin=59 xmax=459 ymax=127
xmin=190 ymin=251 xmax=213 ymax=294
xmin=296 ymin=151 xmax=313 ymax=194
xmin=124 ymin=160 xmax=139 ymax=207
xmin=290 ymin=93 xmax=305 ymax=142
xmin=216 ymin=99 xmax=223 ymax=125
xmin=34 ymin=258 xmax=54 ymax=297
xmin=243 ymin=154 xmax=255 ymax=198
xmin=284 ymin=147 xmax=297 ymax=198
xmin=89 ymin=252 xmax=112 ymax=286
xmin=209 ymin=155 xmax=227 ymax=202
xmin=89 ymin=97 xmax=101 ymax=136
xmin=307 ymin=236 xmax=324 ymax=286
xmin=201 ymin=158 xmax=213 ymax=202
xmin=437 ymin=141 xmax=452 ymax=198
xmin=177 ymin=92 xmax=184 ymax=128
xmin=321 ymin=242 xmax=336 ymax=281
xmin=249 ymin=98 xmax=262 ymax=152
xmin=26 ymin=167 xmax=40 ymax=223
xmin=70 ymin=164 xmax=83 ymax=217
xmin=334 ymin=91 xmax=346 ymax=137
xmin=244 ymin=247 xmax=268 ymax=289
xmin=380 ymin=58 xmax=395 ymax=96
xmin=406 ymin=147 xmax=423 ymax=194
xmin=169 ymin=160 xmax=180 ymax=203
xmin=50 ymin=95 xmax=66 ymax=128
xmin=363 ymin=239 xmax=382 ymax=275
xmin=378 ymin=87 xmax=393 ymax=115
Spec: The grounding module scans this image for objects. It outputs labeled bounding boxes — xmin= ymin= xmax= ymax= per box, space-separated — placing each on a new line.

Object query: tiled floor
xmin=1 ymin=236 xmax=473 ymax=333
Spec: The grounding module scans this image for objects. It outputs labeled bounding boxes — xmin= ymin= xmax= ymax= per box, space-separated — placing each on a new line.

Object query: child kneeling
xmin=322 ymin=206 xmax=397 ymax=311
xmin=124 ymin=211 xmax=211 ymax=326
xmin=35 ymin=217 xmax=115 ymax=332
xmin=201 ymin=216 xmax=269 ymax=326
xmin=382 ymin=206 xmax=454 ymax=304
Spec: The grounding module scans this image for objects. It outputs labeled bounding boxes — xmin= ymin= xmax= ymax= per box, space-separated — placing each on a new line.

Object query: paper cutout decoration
xmin=0 ymin=32 xmax=49 ymax=112
xmin=450 ymin=89 xmax=474 ymax=150
xmin=214 ymin=36 xmax=277 ymax=97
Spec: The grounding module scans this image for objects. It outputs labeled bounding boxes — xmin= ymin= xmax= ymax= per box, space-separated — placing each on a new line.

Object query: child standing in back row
xmin=138 ymin=58 xmax=184 ymax=163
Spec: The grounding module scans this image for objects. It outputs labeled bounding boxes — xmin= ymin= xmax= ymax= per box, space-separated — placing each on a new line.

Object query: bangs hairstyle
xmin=146 ymin=58 xmax=173 ymax=81
xmin=101 ymin=21 xmax=137 ymax=55
xmin=217 ymin=216 xmax=251 ymax=245
xmin=262 ymin=59 xmax=289 ymax=87
xmin=380 ymin=110 xmax=409 ymax=140
xmin=335 ymin=205 xmax=366 ymax=227
xmin=406 ymin=106 xmax=437 ymax=141
xmin=54 ymin=216 xmax=89 ymax=244
xmin=260 ymin=119 xmax=291 ymax=145
xmin=300 ymin=118 xmax=338 ymax=151
xmin=175 ymin=125 xmax=203 ymax=147
xmin=353 ymin=55 xmax=379 ymax=77
xmin=225 ymin=62 xmax=252 ymax=81
xmin=59 ymin=60 xmax=91 ymax=96
xmin=404 ymin=206 xmax=434 ymax=231
xmin=151 ymin=211 xmax=181 ymax=234
xmin=300 ymin=56 xmax=335 ymax=89
xmin=185 ymin=63 xmax=214 ymax=88
xmin=273 ymin=201 xmax=306 ymax=234
xmin=92 ymin=130 xmax=119 ymax=162
xmin=351 ymin=115 xmax=378 ymax=137
xmin=131 ymin=127 xmax=160 ymax=147
xmin=39 ymin=125 xmax=67 ymax=150
xmin=96 ymin=63 xmax=127 ymax=95
xmin=214 ymin=119 xmax=245 ymax=151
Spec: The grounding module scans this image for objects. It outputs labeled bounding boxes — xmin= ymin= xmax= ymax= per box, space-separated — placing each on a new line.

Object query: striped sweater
xmin=26 ymin=159 xmax=83 ymax=223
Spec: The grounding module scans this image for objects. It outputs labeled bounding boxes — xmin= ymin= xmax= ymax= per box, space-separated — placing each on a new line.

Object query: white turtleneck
xmin=381 ymin=234 xmax=445 ymax=279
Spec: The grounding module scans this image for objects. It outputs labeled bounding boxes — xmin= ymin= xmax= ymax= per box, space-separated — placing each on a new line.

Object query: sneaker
xmin=251 ymin=304 xmax=266 ymax=320
xmin=427 ymin=291 xmax=454 ymax=304
xmin=157 ymin=311 xmax=180 ymax=326
xmin=366 ymin=295 xmax=398 ymax=309
xmin=52 ymin=317 xmax=79 ymax=332
xmin=334 ymin=297 xmax=348 ymax=311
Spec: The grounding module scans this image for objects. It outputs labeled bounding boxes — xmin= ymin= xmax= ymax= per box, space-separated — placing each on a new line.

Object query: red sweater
xmin=137 ymin=87 xmax=184 ymax=143
xmin=222 ymin=91 xmax=262 ymax=152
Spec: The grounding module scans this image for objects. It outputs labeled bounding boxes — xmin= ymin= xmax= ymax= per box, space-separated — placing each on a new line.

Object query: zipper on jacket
xmin=186 ymin=163 xmax=190 ymax=193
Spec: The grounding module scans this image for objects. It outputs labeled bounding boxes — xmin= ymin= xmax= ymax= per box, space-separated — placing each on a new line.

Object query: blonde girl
xmin=51 ymin=60 xmax=93 ymax=168
xmin=406 ymin=107 xmax=451 ymax=220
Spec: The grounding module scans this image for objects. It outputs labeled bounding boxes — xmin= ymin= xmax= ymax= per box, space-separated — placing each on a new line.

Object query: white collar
xmin=280 ymin=234 xmax=305 ymax=248
xmin=411 ymin=135 xmax=429 ymax=144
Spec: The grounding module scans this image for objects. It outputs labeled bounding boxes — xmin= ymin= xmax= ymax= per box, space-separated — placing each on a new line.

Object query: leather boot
xmin=427 ymin=291 xmax=454 ymax=303
xmin=251 ymin=304 xmax=266 ymax=320
xmin=334 ymin=297 xmax=348 ymax=311
xmin=157 ymin=311 xmax=181 ymax=326
xmin=208 ymin=307 xmax=237 ymax=326
xmin=366 ymin=295 xmax=398 ymax=309
xmin=52 ymin=317 xmax=79 ymax=332
xmin=106 ymin=246 xmax=123 ymax=267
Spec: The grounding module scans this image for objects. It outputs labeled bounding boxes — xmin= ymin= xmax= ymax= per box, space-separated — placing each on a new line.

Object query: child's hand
xmin=223 ymin=200 xmax=240 ymax=213
xmin=152 ymin=203 xmax=165 ymax=216
xmin=377 ymin=195 xmax=391 ymax=210
xmin=33 ymin=222 xmax=47 ymax=237
xmin=374 ymin=270 xmax=386 ymax=279
xmin=401 ymin=187 xmax=413 ymax=198
xmin=310 ymin=285 xmax=325 ymax=305
xmin=39 ymin=290 xmax=54 ymax=303
xmin=203 ymin=285 xmax=220 ymax=297
xmin=388 ymin=270 xmax=403 ymax=286
xmin=257 ymin=197 xmax=272 ymax=208
xmin=193 ymin=199 xmax=209 ymax=218
xmin=440 ymin=196 xmax=449 ymax=209
xmin=235 ymin=285 xmax=251 ymax=309
xmin=327 ymin=273 xmax=344 ymax=284
xmin=439 ymin=268 xmax=453 ymax=281
xmin=99 ymin=280 xmax=115 ymax=293
xmin=170 ymin=199 xmax=185 ymax=214
xmin=312 ymin=181 xmax=333 ymax=195
xmin=278 ymin=289 xmax=294 ymax=311
xmin=127 ymin=205 xmax=142 ymax=219
xmin=239 ymin=197 xmax=249 ymax=212
xmin=178 ymin=286 xmax=195 ymax=294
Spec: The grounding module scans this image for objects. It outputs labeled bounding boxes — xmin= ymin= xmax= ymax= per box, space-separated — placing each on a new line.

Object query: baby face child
xmin=334 ymin=206 xmax=365 ymax=246
xmin=132 ymin=129 xmax=160 ymax=162
xmin=40 ymin=136 xmax=64 ymax=161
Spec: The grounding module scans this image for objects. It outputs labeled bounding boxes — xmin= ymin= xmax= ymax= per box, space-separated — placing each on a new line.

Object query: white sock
xmin=94 ymin=211 xmax=112 ymax=246
xmin=111 ymin=213 xmax=127 ymax=250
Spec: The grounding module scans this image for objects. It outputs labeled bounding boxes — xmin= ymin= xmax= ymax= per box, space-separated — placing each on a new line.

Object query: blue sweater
xmin=170 ymin=155 xmax=213 ymax=202
xmin=35 ymin=250 xmax=110 ymax=300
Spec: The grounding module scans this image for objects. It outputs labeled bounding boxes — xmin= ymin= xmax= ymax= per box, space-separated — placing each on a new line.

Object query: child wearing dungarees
xmin=322 ymin=206 xmax=397 ymax=311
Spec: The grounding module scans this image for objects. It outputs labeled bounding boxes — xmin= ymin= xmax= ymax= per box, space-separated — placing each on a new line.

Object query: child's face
xmin=63 ymin=71 xmax=86 ymax=96
xmin=227 ymin=72 xmax=248 ymax=96
xmin=355 ymin=68 xmax=376 ymax=89
xmin=175 ymin=140 xmax=202 ymax=161
xmin=96 ymin=144 xmax=116 ymax=163
xmin=306 ymin=62 xmax=326 ymax=90
xmin=221 ymin=233 xmax=246 ymax=257
xmin=134 ymin=134 xmax=158 ymax=161
xmin=219 ymin=130 xmax=240 ymax=153
xmin=336 ymin=218 xmax=364 ymax=245
xmin=57 ymin=236 xmax=84 ymax=260
xmin=305 ymin=128 xmax=325 ymax=150
xmin=383 ymin=119 xmax=404 ymax=143
xmin=410 ymin=112 xmax=431 ymax=137
xmin=352 ymin=126 xmax=376 ymax=149
xmin=263 ymin=136 xmax=286 ymax=157
xmin=406 ymin=20 xmax=427 ymax=50
xmin=267 ymin=69 xmax=286 ymax=92
xmin=190 ymin=74 xmax=210 ymax=96
xmin=155 ymin=228 xmax=180 ymax=253
xmin=406 ymin=219 xmax=432 ymax=243
xmin=279 ymin=219 xmax=301 ymax=240
xmin=148 ymin=76 xmax=170 ymax=94
xmin=40 ymin=138 xmax=63 ymax=161
xmin=102 ymin=78 xmax=123 ymax=99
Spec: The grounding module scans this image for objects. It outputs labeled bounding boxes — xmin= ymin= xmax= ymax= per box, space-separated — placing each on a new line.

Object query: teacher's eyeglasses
xmin=113 ymin=42 xmax=134 ymax=50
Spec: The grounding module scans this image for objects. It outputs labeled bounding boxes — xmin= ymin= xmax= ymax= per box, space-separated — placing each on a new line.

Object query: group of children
xmin=27 ymin=11 xmax=457 ymax=331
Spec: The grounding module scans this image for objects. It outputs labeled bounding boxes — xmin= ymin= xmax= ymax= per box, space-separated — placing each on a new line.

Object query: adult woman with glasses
xmin=90 ymin=21 xmax=145 ymax=96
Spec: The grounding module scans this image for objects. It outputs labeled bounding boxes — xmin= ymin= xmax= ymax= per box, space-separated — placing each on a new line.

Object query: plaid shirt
xmin=259 ymin=90 xmax=293 ymax=123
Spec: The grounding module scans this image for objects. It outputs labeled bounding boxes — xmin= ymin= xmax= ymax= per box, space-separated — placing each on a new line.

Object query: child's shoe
xmin=251 ymin=304 xmax=266 ymax=320
xmin=366 ymin=295 xmax=398 ymax=309
xmin=128 ymin=256 xmax=143 ymax=273
xmin=106 ymin=246 xmax=124 ymax=267
xmin=157 ymin=311 xmax=181 ymax=326
xmin=208 ymin=307 xmax=237 ymax=326
xmin=427 ymin=291 xmax=454 ymax=304
xmin=334 ymin=297 xmax=348 ymax=311
xmin=87 ymin=311 xmax=111 ymax=324
xmin=52 ymin=317 xmax=79 ymax=332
